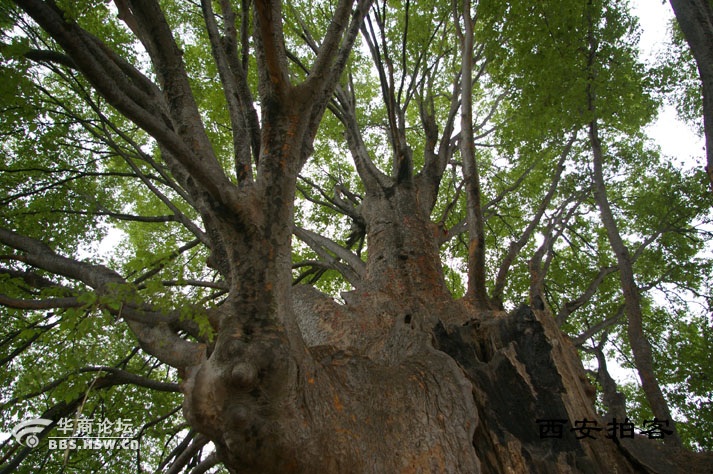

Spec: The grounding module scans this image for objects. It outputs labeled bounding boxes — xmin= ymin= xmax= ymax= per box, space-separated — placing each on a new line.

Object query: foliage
xmin=653 ymin=18 xmax=704 ymax=136
xmin=0 ymin=0 xmax=712 ymax=471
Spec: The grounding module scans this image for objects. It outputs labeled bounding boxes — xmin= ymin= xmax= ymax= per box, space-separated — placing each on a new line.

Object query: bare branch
xmin=416 ymin=72 xmax=461 ymax=214
xmin=0 ymin=321 xmax=58 ymax=366
xmin=557 ymin=266 xmax=618 ymax=326
xmin=334 ymin=81 xmax=391 ymax=191
xmin=0 ymin=227 xmax=205 ymax=368
xmin=293 ymin=226 xmax=365 ymax=286
xmin=492 ymin=133 xmax=576 ymax=306
xmin=15 ymin=0 xmax=239 ymax=210
xmin=81 ymin=366 xmax=180 ymax=392
xmin=165 ymin=434 xmax=210 ymax=474
xmin=130 ymin=238 xmax=203 ymax=285
xmin=23 ymin=48 xmax=76 ymax=68
xmin=301 ymin=0 xmax=376 ymax=169
xmin=572 ymin=305 xmax=625 ymax=346
xmin=191 ymin=452 xmax=220 ymax=474
xmin=0 ymin=294 xmax=82 ymax=310
xmin=219 ymin=0 xmax=262 ymax=169
xmin=304 ymin=0 xmax=354 ymax=87
xmin=254 ymin=0 xmax=292 ymax=97
xmin=459 ymin=0 xmax=488 ymax=306
xmin=201 ymin=0 xmax=254 ymax=183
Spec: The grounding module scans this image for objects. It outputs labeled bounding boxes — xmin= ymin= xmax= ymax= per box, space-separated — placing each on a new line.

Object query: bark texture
xmin=184 ymin=180 xmax=708 ymax=473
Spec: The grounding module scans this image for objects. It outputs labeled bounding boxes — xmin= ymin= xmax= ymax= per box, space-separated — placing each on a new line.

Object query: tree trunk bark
xmin=182 ymin=179 xmax=709 ymax=472
xmin=460 ymin=0 xmax=490 ymax=308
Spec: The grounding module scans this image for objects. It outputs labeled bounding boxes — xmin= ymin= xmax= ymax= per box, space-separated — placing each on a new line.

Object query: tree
xmin=1 ymin=0 xmax=712 ymax=472
xmin=669 ymin=0 xmax=713 ymax=191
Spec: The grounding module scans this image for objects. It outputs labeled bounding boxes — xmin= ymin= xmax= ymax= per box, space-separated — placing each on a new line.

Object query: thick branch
xmin=335 ymin=83 xmax=392 ymax=191
xmin=254 ymin=0 xmax=292 ymax=97
xmin=0 ymin=227 xmax=205 ymax=368
xmin=15 ymin=0 xmax=239 ymax=210
xmin=219 ymin=0 xmax=263 ymax=170
xmin=459 ymin=0 xmax=488 ymax=307
xmin=492 ymin=134 xmax=575 ymax=307
xmin=416 ymin=73 xmax=461 ymax=214
xmin=590 ymin=119 xmax=681 ymax=447
xmin=23 ymin=48 xmax=76 ymax=68
xmin=529 ymin=194 xmax=584 ymax=312
xmin=0 ymin=294 xmax=82 ymax=310
xmin=293 ymin=226 xmax=365 ymax=286
xmin=557 ymin=266 xmax=618 ymax=326
xmin=190 ymin=453 xmax=220 ymax=474
xmin=304 ymin=0 xmax=354 ymax=86
xmin=572 ymin=305 xmax=625 ymax=346
xmin=201 ymin=0 xmax=254 ymax=183
xmin=165 ymin=434 xmax=210 ymax=474
xmin=593 ymin=337 xmax=627 ymax=420
xmin=361 ymin=8 xmax=405 ymax=162
xmin=302 ymin=0 xmax=375 ymax=168
xmin=81 ymin=366 xmax=180 ymax=392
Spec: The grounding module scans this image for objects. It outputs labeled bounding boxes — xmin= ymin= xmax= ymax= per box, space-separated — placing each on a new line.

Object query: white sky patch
xmin=632 ymin=0 xmax=672 ymax=61
xmin=632 ymin=0 xmax=706 ymax=167
xmin=74 ymin=221 xmax=127 ymax=266
xmin=647 ymin=104 xmax=706 ymax=168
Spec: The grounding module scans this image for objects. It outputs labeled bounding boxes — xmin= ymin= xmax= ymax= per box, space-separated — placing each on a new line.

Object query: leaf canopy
xmin=0 ymin=0 xmax=712 ymax=471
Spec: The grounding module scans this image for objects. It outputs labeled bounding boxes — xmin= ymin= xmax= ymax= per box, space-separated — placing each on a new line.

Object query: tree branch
xmin=0 ymin=294 xmax=82 ymax=310
xmin=459 ymin=0 xmax=488 ymax=307
xmin=334 ymin=82 xmax=391 ymax=192
xmin=23 ymin=48 xmax=76 ymax=68
xmin=254 ymin=0 xmax=292 ymax=97
xmin=492 ymin=133 xmax=576 ymax=307
xmin=165 ymin=434 xmax=210 ymax=474
xmin=81 ymin=366 xmax=180 ymax=392
xmin=201 ymin=0 xmax=254 ymax=184
xmin=190 ymin=452 xmax=220 ymax=474
xmin=293 ymin=226 xmax=365 ymax=286
xmin=15 ymin=0 xmax=240 ymax=211
xmin=572 ymin=305 xmax=625 ymax=347
xmin=0 ymin=227 xmax=205 ymax=368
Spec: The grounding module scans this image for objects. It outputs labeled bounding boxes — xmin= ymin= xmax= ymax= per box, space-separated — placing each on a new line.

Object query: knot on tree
xmin=231 ymin=362 xmax=258 ymax=389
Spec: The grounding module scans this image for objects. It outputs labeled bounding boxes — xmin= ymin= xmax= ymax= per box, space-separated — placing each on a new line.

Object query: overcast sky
xmin=633 ymin=0 xmax=706 ymax=167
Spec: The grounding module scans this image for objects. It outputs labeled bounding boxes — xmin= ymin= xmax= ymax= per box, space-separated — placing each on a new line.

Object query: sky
xmin=593 ymin=1 xmax=707 ymax=385
xmin=632 ymin=0 xmax=706 ymax=165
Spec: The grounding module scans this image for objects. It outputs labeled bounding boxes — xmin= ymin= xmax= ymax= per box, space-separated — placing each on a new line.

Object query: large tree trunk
xmin=182 ymin=178 xmax=710 ymax=473
xmin=11 ymin=1 xmax=713 ymax=472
